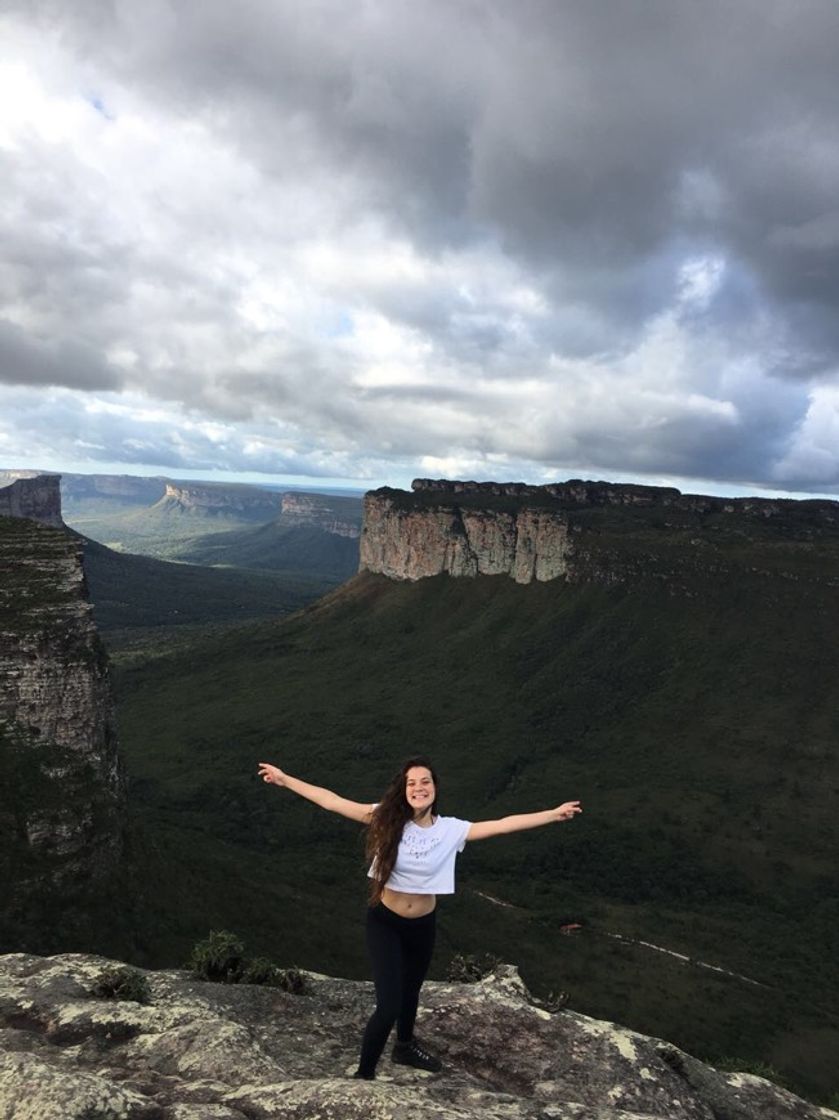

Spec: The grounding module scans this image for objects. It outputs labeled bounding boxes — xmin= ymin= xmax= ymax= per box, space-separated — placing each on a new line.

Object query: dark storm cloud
xmin=29 ymin=0 xmax=839 ymax=371
xmin=4 ymin=1 xmax=839 ymax=490
xmin=0 ymin=320 xmax=122 ymax=391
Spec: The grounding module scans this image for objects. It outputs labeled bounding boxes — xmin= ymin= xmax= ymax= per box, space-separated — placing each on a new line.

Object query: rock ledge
xmin=1 ymin=954 xmax=835 ymax=1120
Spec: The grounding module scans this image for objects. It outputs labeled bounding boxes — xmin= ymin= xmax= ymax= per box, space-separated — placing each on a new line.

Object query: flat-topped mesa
xmin=0 ymin=474 xmax=63 ymax=527
xmin=360 ymin=478 xmax=839 ymax=586
xmin=160 ymin=482 xmax=283 ymax=518
xmin=411 ymin=477 xmax=683 ymax=506
xmin=361 ymin=482 xmax=573 ymax=584
xmin=62 ymin=473 xmax=166 ymax=505
xmin=410 ymin=476 xmax=839 ymax=519
xmin=280 ymin=492 xmax=362 ymax=538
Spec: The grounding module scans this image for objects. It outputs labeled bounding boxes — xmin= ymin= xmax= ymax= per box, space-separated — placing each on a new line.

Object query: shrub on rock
xmin=91 ymin=965 xmax=151 ymax=1004
xmin=189 ymin=930 xmax=246 ymax=983
xmin=446 ymin=952 xmax=501 ymax=982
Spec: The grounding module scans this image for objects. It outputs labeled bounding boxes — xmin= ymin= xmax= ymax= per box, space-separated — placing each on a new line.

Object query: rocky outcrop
xmin=0 ymin=468 xmax=53 ymax=486
xmin=361 ymin=493 xmax=571 ymax=583
xmin=0 ymin=953 xmax=833 ymax=1120
xmin=280 ymin=492 xmax=362 ymax=539
xmin=61 ymin=473 xmax=167 ymax=505
xmin=158 ymin=483 xmax=283 ymax=520
xmin=0 ymin=474 xmax=63 ymax=527
xmin=412 ymin=477 xmax=683 ymax=506
xmin=360 ymin=479 xmax=839 ymax=586
xmin=0 ymin=510 xmax=124 ymax=916
xmin=409 ymin=477 xmax=839 ymax=521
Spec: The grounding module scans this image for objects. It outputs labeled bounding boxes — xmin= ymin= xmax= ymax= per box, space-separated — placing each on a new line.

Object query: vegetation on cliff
xmin=0 ymin=516 xmax=130 ymax=955
xmin=6 ymin=483 xmax=839 ymax=1102
xmin=174 ymin=517 xmax=359 ymax=579
xmin=79 ymin=534 xmax=336 ymax=647
xmin=110 ymin=548 xmax=839 ymax=1100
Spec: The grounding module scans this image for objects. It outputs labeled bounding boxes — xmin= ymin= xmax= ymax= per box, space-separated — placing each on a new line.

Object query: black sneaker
xmin=391 ymin=1039 xmax=442 ymax=1072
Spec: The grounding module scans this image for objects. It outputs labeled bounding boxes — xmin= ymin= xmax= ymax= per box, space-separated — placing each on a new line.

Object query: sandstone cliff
xmin=360 ymin=478 xmax=839 ymax=586
xmin=159 ymin=482 xmax=282 ymax=520
xmin=0 ymin=493 xmax=124 ymax=943
xmin=280 ymin=491 xmax=362 ymax=538
xmin=0 ymin=953 xmax=833 ymax=1120
xmin=62 ymin=473 xmax=167 ymax=506
xmin=0 ymin=473 xmax=64 ymax=528
xmin=361 ymin=491 xmax=570 ymax=583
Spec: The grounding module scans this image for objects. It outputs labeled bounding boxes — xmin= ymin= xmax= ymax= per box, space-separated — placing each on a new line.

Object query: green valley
xmin=111 ymin=554 xmax=839 ymax=1100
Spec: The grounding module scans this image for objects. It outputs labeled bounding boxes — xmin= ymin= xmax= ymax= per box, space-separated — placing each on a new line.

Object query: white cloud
xmin=773 ymin=386 xmax=839 ymax=485
xmin=1 ymin=2 xmax=839 ymax=496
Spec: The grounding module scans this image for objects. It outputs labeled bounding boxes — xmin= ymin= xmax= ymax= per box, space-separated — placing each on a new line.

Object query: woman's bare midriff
xmin=381 ymin=886 xmax=437 ymax=918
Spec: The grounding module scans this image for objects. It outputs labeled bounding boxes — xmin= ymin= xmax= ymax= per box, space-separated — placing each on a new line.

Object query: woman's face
xmin=405 ymin=766 xmax=435 ymax=815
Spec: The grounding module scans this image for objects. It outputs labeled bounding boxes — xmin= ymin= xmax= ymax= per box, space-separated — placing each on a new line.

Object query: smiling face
xmin=405 ymin=765 xmax=436 ymax=818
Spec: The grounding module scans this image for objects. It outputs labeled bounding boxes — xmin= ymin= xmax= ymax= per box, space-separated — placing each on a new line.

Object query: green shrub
xmin=276 ymin=967 xmax=306 ymax=995
xmin=713 ymin=1057 xmax=789 ymax=1088
xmin=532 ymin=988 xmax=569 ymax=1013
xmin=446 ymin=952 xmax=501 ymax=983
xmin=189 ymin=930 xmax=246 ymax=983
xmin=240 ymin=959 xmax=306 ymax=992
xmin=240 ymin=956 xmax=279 ymax=986
xmin=189 ymin=934 xmax=305 ymax=993
xmin=91 ymin=966 xmax=151 ymax=1004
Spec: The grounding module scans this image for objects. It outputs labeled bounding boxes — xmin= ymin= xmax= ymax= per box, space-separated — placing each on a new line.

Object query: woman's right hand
xmin=258 ymin=762 xmax=286 ymax=787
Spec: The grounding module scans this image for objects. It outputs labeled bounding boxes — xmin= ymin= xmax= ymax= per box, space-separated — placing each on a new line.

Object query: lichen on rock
xmin=0 ymin=953 xmax=834 ymax=1120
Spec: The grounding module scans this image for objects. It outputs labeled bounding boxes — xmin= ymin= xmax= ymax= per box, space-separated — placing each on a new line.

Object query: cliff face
xmin=361 ymin=493 xmax=570 ymax=583
xmin=360 ymin=478 xmax=839 ymax=586
xmin=0 ymin=474 xmax=64 ymax=528
xmin=0 ymin=501 xmax=124 ymax=922
xmin=61 ymin=473 xmax=167 ymax=505
xmin=159 ymin=482 xmax=282 ymax=519
xmin=0 ymin=954 xmax=832 ymax=1120
xmin=280 ymin=492 xmax=362 ymax=538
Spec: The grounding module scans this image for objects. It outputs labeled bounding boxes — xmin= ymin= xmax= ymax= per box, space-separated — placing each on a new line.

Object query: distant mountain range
xmin=175 ymin=491 xmax=361 ymax=579
xmin=0 ymin=470 xmax=364 ymax=568
xmin=0 ymin=470 xmax=362 ymax=580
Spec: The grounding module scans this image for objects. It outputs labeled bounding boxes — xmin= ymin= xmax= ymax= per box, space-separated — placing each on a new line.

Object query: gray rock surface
xmin=160 ymin=482 xmax=283 ymax=519
xmin=280 ymin=492 xmax=362 ymax=539
xmin=0 ymin=507 xmax=124 ymax=904
xmin=360 ymin=495 xmax=572 ymax=584
xmin=0 ymin=475 xmax=63 ymax=528
xmin=0 ymin=954 xmax=833 ymax=1120
xmin=359 ymin=478 xmax=839 ymax=588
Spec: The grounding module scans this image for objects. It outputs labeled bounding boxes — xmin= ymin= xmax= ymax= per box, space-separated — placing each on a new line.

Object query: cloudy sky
xmin=2 ymin=1 xmax=839 ymax=496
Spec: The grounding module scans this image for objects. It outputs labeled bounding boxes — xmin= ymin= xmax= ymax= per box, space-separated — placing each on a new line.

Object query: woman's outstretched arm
xmin=258 ymin=762 xmax=374 ymax=824
xmin=466 ymin=800 xmax=581 ymax=842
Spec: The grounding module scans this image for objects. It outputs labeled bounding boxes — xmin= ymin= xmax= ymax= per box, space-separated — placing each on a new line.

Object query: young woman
xmin=257 ymin=755 xmax=581 ymax=1079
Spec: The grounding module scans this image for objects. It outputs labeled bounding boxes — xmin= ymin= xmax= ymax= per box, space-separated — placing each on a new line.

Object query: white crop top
xmin=368 ymin=814 xmax=472 ymax=895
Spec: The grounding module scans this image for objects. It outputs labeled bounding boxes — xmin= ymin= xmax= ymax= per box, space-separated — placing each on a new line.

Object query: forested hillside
xmin=111 ymin=563 xmax=839 ymax=1100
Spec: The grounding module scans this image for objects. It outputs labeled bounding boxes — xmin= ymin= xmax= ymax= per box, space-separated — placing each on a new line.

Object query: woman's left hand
xmin=554 ymin=801 xmax=582 ymax=821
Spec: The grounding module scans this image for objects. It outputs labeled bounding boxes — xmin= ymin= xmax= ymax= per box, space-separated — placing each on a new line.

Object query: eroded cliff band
xmin=360 ymin=477 xmax=839 ymax=585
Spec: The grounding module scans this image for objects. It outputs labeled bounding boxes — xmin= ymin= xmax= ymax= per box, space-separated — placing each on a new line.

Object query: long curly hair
xmin=366 ymin=756 xmax=439 ymax=906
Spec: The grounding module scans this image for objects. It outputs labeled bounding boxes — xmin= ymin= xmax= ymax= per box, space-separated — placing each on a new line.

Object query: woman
xmin=258 ymin=755 xmax=581 ymax=1079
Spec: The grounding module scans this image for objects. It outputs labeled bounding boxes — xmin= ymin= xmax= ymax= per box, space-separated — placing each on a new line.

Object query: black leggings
xmin=356 ymin=902 xmax=436 ymax=1077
